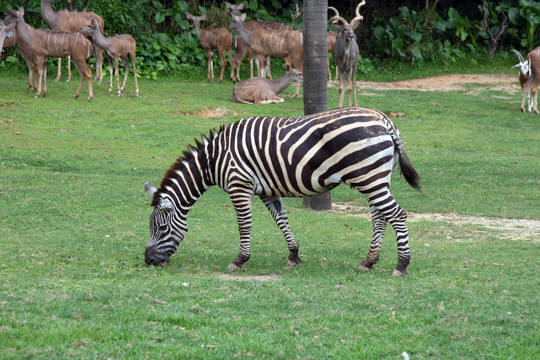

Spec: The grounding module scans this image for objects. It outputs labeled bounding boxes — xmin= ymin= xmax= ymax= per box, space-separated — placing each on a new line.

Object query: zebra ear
xmin=160 ymin=198 xmax=174 ymax=212
xmin=144 ymin=182 xmax=157 ymax=197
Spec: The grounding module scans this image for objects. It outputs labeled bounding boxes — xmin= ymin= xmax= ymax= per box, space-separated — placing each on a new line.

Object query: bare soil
xmin=353 ymin=73 xmax=518 ymax=92
xmin=334 ymin=204 xmax=540 ymax=243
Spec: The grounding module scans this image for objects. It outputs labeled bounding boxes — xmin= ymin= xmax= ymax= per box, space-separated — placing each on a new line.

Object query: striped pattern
xmin=145 ymin=107 xmax=420 ymax=276
xmin=43 ymin=30 xmax=91 ymax=58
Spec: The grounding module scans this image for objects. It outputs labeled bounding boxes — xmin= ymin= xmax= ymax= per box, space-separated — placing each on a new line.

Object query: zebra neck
xmin=161 ymin=146 xmax=213 ymax=210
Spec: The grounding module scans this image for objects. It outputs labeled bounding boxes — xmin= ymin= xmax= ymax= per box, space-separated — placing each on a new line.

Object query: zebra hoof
xmin=392 ymin=268 xmax=408 ymax=277
xmin=358 ymin=260 xmax=374 ymax=271
xmin=227 ymin=262 xmax=242 ymax=271
xmin=287 ymin=258 xmax=301 ymax=267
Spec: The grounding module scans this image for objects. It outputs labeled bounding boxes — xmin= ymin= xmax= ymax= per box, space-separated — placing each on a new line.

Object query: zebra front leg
xmin=260 ymin=196 xmax=301 ymax=266
xmin=228 ymin=191 xmax=254 ymax=270
xmin=359 ymin=204 xmax=387 ymax=271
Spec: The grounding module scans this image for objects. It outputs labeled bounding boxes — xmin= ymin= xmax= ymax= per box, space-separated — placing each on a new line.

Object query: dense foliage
xmin=1 ymin=0 xmax=538 ymax=78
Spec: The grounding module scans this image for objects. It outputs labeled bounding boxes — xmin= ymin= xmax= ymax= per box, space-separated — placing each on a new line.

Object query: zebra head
xmin=144 ymin=182 xmax=185 ymax=266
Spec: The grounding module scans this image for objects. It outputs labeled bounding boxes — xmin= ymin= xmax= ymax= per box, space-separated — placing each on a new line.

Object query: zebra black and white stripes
xmin=144 ymin=107 xmax=420 ymax=276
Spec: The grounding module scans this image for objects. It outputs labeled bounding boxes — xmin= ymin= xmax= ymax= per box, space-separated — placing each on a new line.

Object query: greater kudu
xmin=81 ymin=17 xmax=139 ymax=96
xmin=40 ymin=0 xmax=104 ymax=82
xmin=232 ymin=68 xmax=303 ymax=104
xmin=186 ymin=12 xmax=234 ymax=83
xmin=7 ymin=7 xmax=93 ymax=101
xmin=329 ymin=1 xmax=365 ymax=108
xmin=1 ymin=19 xmax=38 ymax=91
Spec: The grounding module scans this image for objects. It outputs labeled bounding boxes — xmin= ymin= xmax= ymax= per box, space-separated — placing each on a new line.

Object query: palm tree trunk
xmin=302 ymin=0 xmax=332 ymax=211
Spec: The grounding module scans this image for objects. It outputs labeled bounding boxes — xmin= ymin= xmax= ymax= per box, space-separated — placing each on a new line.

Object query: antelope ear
xmin=160 ymin=198 xmax=174 ymax=212
xmin=144 ymin=182 xmax=157 ymax=197
xmin=6 ymin=8 xmax=16 ymax=16
xmin=241 ymin=13 xmax=247 ymax=22
xmin=238 ymin=3 xmax=245 ymax=11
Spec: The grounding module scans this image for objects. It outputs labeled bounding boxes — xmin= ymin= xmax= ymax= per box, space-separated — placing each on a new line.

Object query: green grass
xmin=0 ymin=65 xmax=539 ymax=359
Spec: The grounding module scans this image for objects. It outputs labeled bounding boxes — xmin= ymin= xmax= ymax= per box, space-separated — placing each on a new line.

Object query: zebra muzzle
xmin=145 ymin=247 xmax=170 ymax=266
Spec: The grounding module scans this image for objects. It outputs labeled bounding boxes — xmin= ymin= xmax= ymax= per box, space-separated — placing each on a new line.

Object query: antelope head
xmin=512 ymin=49 xmax=530 ymax=77
xmin=80 ymin=16 xmax=99 ymax=35
xmin=225 ymin=2 xmax=245 ymax=16
xmin=328 ymin=0 xmax=365 ymax=40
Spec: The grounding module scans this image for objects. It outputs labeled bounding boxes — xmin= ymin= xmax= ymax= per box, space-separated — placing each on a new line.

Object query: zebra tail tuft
xmin=398 ymin=148 xmax=421 ymax=190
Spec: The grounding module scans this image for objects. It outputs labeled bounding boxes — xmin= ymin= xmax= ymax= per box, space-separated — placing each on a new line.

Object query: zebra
xmin=144 ymin=107 xmax=421 ymax=276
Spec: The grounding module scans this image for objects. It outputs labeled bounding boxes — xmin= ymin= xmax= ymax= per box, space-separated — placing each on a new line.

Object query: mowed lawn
xmin=0 ymin=68 xmax=539 ymax=359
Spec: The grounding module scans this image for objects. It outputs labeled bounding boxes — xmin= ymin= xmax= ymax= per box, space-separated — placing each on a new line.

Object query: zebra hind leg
xmin=359 ymin=204 xmax=387 ymax=271
xmin=364 ymin=190 xmax=411 ymax=277
xmin=260 ymin=195 xmax=301 ymax=266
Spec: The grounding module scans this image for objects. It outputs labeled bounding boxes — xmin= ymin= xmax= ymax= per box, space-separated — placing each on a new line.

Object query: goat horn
xmin=350 ymin=0 xmax=366 ymax=26
xmin=511 ymin=49 xmax=525 ymax=63
xmin=328 ymin=6 xmax=348 ymax=25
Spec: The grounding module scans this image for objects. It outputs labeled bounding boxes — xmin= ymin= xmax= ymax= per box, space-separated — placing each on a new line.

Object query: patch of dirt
xmin=217 ymin=274 xmax=281 ymax=282
xmin=333 ymin=204 xmax=540 ymax=243
xmin=329 ymin=73 xmax=519 ymax=92
xmin=171 ymin=106 xmax=241 ymax=118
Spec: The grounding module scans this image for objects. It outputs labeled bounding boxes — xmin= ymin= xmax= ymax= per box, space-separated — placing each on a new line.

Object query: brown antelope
xmin=40 ymin=0 xmax=104 ymax=82
xmin=329 ymin=1 xmax=365 ymax=108
xmin=1 ymin=19 xmax=38 ymax=91
xmin=226 ymin=2 xmax=299 ymax=80
xmin=232 ymin=68 xmax=302 ymax=104
xmin=7 ymin=7 xmax=93 ymax=101
xmin=327 ymin=31 xmax=338 ymax=80
xmin=230 ymin=13 xmax=303 ymax=97
xmin=521 ymin=47 xmax=540 ymax=113
xmin=81 ymin=17 xmax=139 ymax=96
xmin=186 ymin=12 xmax=234 ymax=83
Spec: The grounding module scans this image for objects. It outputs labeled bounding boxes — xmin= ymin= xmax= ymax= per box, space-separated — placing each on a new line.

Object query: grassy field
xmin=0 ymin=63 xmax=539 ymax=359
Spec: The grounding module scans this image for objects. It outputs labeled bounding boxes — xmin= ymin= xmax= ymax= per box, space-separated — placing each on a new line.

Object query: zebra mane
xmin=151 ymin=127 xmax=223 ymax=206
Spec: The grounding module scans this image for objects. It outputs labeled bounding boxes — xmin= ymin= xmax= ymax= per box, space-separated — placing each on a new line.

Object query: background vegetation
xmin=0 ymin=59 xmax=538 ymax=357
xmin=1 ymin=0 xmax=539 ymax=79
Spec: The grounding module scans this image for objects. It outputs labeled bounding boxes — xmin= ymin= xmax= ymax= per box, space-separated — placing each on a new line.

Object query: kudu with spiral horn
xmin=328 ymin=1 xmax=365 ymax=108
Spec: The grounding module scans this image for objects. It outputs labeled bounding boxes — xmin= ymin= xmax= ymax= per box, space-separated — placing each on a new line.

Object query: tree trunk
xmin=302 ymin=0 xmax=332 ymax=211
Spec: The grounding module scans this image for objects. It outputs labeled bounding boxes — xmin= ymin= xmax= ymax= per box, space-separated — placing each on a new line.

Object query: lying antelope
xmin=7 ymin=7 xmax=93 ymax=101
xmin=232 ymin=68 xmax=302 ymax=104
xmin=329 ymin=1 xmax=365 ymax=108
xmin=186 ymin=12 xmax=234 ymax=83
xmin=521 ymin=47 xmax=540 ymax=113
xmin=81 ymin=17 xmax=139 ymax=96
xmin=512 ymin=49 xmax=531 ymax=112
xmin=1 ymin=19 xmax=38 ymax=91
xmin=40 ymin=0 xmax=104 ymax=82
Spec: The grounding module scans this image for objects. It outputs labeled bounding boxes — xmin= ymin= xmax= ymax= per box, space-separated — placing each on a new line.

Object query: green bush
xmin=0 ymin=0 xmax=537 ymax=77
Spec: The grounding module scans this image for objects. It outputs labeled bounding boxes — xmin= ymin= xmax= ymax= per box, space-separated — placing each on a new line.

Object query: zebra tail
xmin=381 ymin=110 xmax=421 ymax=190
xmin=397 ymin=146 xmax=421 ymax=190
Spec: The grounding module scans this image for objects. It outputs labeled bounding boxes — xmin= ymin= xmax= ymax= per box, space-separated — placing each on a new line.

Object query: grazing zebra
xmin=144 ymin=107 xmax=420 ymax=276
